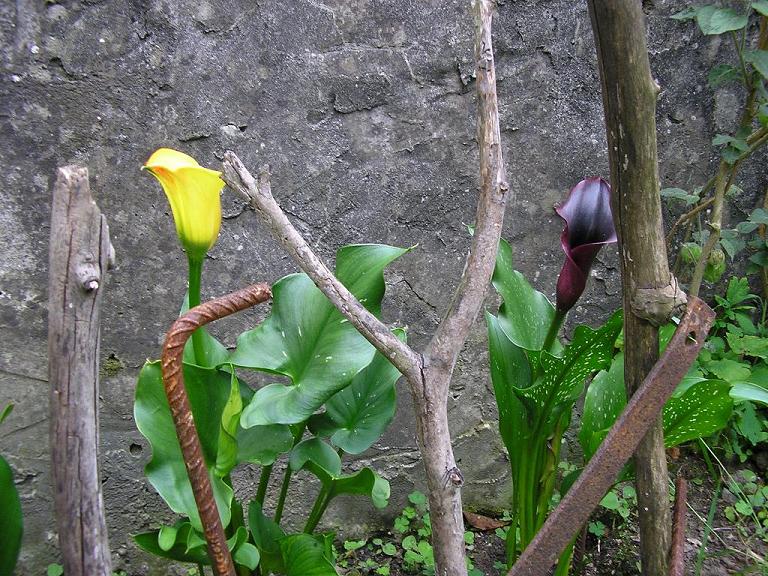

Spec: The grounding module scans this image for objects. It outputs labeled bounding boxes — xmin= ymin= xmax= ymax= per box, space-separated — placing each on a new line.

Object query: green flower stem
xmin=255 ymin=464 xmax=273 ymax=507
xmin=542 ymin=309 xmax=567 ymax=355
xmin=197 ymin=562 xmax=206 ymax=576
xmin=273 ymin=466 xmax=292 ymax=525
xmin=303 ymin=482 xmax=334 ymax=534
xmin=187 ymin=256 xmax=206 ymax=365
xmin=274 ymin=423 xmax=307 ymax=524
xmin=227 ymin=484 xmax=244 ymax=535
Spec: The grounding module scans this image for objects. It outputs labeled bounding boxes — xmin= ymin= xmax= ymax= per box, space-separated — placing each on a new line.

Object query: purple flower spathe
xmin=554 ymin=177 xmax=617 ymax=313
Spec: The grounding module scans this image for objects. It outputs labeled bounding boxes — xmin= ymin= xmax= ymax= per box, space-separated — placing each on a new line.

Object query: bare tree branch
xmin=425 ymin=0 xmax=509 ymax=378
xmin=220 ymin=2 xmax=508 ymax=574
xmin=221 ymin=154 xmax=423 ymax=384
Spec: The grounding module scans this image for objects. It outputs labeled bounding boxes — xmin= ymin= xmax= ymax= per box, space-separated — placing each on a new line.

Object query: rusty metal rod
xmin=669 ymin=475 xmax=688 ymax=576
xmin=508 ymin=296 xmax=714 ymax=576
xmin=161 ymin=283 xmax=271 ymax=576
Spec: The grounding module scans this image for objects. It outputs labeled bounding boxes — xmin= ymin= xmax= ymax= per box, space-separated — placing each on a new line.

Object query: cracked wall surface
xmin=1 ymin=0 xmax=762 ymax=573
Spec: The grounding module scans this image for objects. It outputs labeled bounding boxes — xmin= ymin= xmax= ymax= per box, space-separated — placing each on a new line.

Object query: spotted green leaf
xmin=663 ymin=380 xmax=733 ymax=446
xmin=516 ymin=310 xmax=623 ymax=427
xmin=579 ymin=352 xmax=627 ymax=461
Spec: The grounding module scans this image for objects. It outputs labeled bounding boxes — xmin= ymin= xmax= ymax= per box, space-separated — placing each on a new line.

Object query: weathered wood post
xmin=48 ymin=166 xmax=113 ymax=576
xmin=588 ymin=2 xmax=682 ymax=574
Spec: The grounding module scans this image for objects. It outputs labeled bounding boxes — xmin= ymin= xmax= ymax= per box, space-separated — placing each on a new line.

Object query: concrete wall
xmin=0 ymin=0 xmax=754 ymax=573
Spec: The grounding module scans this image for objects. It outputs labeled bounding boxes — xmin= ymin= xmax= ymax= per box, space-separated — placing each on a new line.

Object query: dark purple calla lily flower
xmin=554 ymin=177 xmax=617 ymax=313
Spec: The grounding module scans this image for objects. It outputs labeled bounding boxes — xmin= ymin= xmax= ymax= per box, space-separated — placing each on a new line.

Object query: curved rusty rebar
xmin=161 ymin=283 xmax=271 ymax=576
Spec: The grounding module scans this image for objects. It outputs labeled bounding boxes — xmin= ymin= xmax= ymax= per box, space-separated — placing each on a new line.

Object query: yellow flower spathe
xmin=143 ymin=148 xmax=224 ymax=260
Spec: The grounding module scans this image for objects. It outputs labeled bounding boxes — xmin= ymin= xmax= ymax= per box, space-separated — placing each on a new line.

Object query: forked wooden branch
xmin=161 ymin=283 xmax=271 ymax=576
xmin=48 ymin=166 xmax=113 ymax=576
xmin=221 ymin=2 xmax=507 ymax=573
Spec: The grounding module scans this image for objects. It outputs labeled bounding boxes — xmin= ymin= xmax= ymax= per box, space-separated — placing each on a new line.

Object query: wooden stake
xmin=48 ymin=166 xmax=113 ymax=576
xmin=588 ymin=3 xmax=679 ymax=574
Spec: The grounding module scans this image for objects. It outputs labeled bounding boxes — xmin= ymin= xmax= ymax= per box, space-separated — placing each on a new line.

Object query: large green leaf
xmin=486 ymin=312 xmax=532 ymax=456
xmin=579 ymin=353 xmax=627 ymax=461
xmin=280 ymin=534 xmax=338 ymax=576
xmin=234 ymin=244 xmax=408 ymax=426
xmin=518 ymin=310 xmax=623 ymax=428
xmin=663 ymin=380 xmax=733 ymax=446
xmin=0 ymin=454 xmax=21 ymax=576
xmin=309 ymin=329 xmax=405 ymax=454
xmin=695 ymin=6 xmax=749 ymax=35
xmin=492 ymin=237 xmax=557 ymax=352
xmin=134 ymin=361 xmax=233 ymax=531
xmin=236 ymin=424 xmax=294 ymax=466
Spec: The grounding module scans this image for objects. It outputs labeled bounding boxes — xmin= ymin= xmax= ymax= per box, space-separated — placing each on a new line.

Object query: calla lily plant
xmin=143 ymin=147 xmax=224 ymax=365
xmin=487 ymin=177 xmax=621 ymax=574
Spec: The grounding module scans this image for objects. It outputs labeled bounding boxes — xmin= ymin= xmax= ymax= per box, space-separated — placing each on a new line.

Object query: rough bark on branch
xmin=221 ymin=2 xmax=508 ymax=573
xmin=589 ymin=2 xmax=674 ymax=574
xmin=48 ymin=166 xmax=113 ymax=576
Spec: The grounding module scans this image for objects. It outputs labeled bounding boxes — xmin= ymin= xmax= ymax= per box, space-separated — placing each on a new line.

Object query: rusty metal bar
xmin=669 ymin=476 xmax=688 ymax=576
xmin=161 ymin=283 xmax=271 ymax=576
xmin=508 ymin=296 xmax=714 ymax=576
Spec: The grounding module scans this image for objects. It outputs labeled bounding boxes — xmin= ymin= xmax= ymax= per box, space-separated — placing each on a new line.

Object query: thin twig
xmin=425 ymin=0 xmax=510 ymax=374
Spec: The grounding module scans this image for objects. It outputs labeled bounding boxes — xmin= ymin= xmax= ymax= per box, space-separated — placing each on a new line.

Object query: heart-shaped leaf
xmin=233 ymin=244 xmax=408 ymax=426
xmin=289 ymin=438 xmax=390 ymax=510
xmin=289 ymin=438 xmax=342 ymax=479
xmin=663 ymin=379 xmax=733 ymax=446
xmin=492 ymin=238 xmax=557 ymax=351
xmin=134 ymin=361 xmax=233 ymax=531
xmin=280 ymin=534 xmax=338 ymax=576
xmin=695 ymin=6 xmax=748 ymax=35
xmin=309 ymin=329 xmax=405 ymax=454
xmin=236 ymin=423 xmax=294 ymax=466
xmin=0 ymin=454 xmax=22 ymax=576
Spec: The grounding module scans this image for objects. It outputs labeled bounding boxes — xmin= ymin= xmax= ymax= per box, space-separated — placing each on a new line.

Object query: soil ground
xmin=336 ymin=452 xmax=768 ymax=576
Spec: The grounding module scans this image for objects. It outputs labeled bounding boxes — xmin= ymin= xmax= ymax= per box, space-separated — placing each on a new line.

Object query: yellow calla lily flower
xmin=143 ymin=148 xmax=224 ymax=260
